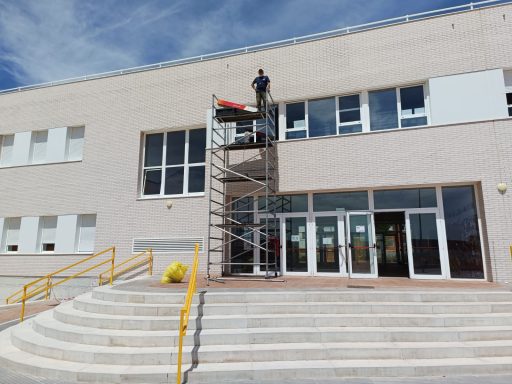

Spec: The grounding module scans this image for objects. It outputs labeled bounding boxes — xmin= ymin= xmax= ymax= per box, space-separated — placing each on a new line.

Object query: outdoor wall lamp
xmin=166 ymin=199 xmax=174 ymax=209
xmin=497 ymin=182 xmax=507 ymax=194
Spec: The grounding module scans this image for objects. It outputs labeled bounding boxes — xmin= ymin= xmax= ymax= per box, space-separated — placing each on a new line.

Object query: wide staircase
xmin=2 ymin=281 xmax=512 ymax=383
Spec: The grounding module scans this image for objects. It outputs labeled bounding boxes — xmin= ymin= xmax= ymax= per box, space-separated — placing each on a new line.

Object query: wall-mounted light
xmin=497 ymin=182 xmax=507 ymax=195
xmin=166 ymin=200 xmax=173 ymax=209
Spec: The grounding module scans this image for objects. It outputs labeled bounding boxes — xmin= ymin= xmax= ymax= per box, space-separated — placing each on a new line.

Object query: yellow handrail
xmin=98 ymin=248 xmax=153 ymax=285
xmin=5 ymin=247 xmax=116 ymax=322
xmin=176 ymin=243 xmax=200 ymax=384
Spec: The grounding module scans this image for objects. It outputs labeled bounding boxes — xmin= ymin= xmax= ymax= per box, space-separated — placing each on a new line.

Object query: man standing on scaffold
xmin=251 ymin=68 xmax=270 ymax=111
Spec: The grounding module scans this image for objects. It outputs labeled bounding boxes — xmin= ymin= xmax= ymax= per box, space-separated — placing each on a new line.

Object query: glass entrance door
xmin=314 ymin=214 xmax=346 ymax=275
xmin=347 ymin=212 xmax=378 ymax=278
xmin=405 ymin=209 xmax=445 ymax=279
xmin=284 ymin=216 xmax=309 ymax=273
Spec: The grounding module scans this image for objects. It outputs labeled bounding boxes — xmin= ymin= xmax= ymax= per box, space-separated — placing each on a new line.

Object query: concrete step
xmin=33 ymin=309 xmax=512 ymax=347
xmin=186 ymin=357 xmax=512 ymax=382
xmin=92 ymin=287 xmax=512 ymax=305
xmin=74 ymin=292 xmax=512 ymax=317
xmin=4 ymin=325 xmax=512 ymax=384
xmin=13 ymin=320 xmax=512 ymax=366
xmin=53 ymin=301 xmax=512 ymax=331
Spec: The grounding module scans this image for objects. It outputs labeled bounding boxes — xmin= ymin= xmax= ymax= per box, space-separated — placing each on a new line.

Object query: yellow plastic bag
xmin=160 ymin=262 xmax=189 ymax=283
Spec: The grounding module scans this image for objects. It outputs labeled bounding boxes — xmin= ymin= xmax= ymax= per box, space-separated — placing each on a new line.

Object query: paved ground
xmin=0 ymin=300 xmax=59 ymax=327
xmin=1 ymin=367 xmax=512 ymax=384
xmin=116 ymin=275 xmax=511 ymax=292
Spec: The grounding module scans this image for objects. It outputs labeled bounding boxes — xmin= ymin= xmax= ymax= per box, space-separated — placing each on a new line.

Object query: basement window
xmin=507 ymin=93 xmax=512 ymax=117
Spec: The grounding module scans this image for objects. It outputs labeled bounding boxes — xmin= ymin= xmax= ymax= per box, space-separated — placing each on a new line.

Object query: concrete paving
xmin=1 ymin=366 xmax=511 ymax=384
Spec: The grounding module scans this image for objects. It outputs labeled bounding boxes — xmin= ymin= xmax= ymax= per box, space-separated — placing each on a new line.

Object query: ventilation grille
xmin=132 ymin=237 xmax=204 ymax=253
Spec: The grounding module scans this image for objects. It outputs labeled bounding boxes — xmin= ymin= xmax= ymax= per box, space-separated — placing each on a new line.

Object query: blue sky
xmin=0 ymin=0 xmax=503 ymax=90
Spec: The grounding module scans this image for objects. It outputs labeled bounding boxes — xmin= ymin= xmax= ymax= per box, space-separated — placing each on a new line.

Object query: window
xmin=258 ymin=194 xmax=308 ymax=213
xmin=338 ymin=94 xmax=362 ymax=134
xmin=30 ymin=130 xmax=48 ymax=164
xmin=285 ymin=102 xmax=306 ymax=139
xmin=78 ymin=214 xmax=96 ymax=253
xmin=66 ymin=126 xmax=85 ymax=161
xmin=507 ymin=92 xmax=512 ymax=117
xmin=142 ymin=128 xmax=206 ymax=197
xmin=0 ymin=134 xmax=14 ymax=166
xmin=4 ymin=217 xmax=21 ymax=252
xmin=39 ymin=216 xmax=57 ymax=252
xmin=442 ymin=186 xmax=484 ymax=279
xmin=400 ymin=85 xmax=427 ymax=127
xmin=308 ymin=97 xmax=336 ymax=137
xmin=374 ymin=188 xmax=437 ymax=209
xmin=369 ymin=88 xmax=398 ymax=131
xmin=313 ymin=191 xmax=369 ymax=211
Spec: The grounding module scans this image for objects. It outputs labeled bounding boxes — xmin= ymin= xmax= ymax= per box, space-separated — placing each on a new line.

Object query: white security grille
xmin=132 ymin=237 xmax=204 ymax=253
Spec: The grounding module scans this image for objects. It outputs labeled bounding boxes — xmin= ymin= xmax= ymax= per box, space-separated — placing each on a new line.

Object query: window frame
xmin=506 ymin=92 xmax=512 ymax=117
xmin=141 ymin=128 xmax=206 ymax=198
xmin=4 ymin=217 xmax=21 ymax=253
xmin=284 ymin=101 xmax=308 ymax=140
xmin=30 ymin=129 xmax=49 ymax=165
xmin=0 ymin=134 xmax=14 ymax=167
xmin=396 ymin=84 xmax=429 ymax=128
xmin=336 ymin=93 xmax=363 ymax=134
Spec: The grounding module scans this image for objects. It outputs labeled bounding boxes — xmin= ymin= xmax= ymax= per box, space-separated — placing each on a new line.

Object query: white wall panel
xmin=47 ymin=127 xmax=68 ymax=163
xmin=11 ymin=132 xmax=32 ymax=166
xmin=19 ymin=217 xmax=40 ymax=253
xmin=55 ymin=215 xmax=79 ymax=253
xmin=429 ymin=69 xmax=508 ymax=126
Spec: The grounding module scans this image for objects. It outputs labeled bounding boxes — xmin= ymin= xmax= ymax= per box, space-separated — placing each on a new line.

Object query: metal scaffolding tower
xmin=207 ymin=93 xmax=278 ymax=284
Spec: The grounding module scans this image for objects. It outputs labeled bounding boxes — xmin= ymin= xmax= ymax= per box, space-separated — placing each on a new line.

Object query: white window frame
xmin=284 ymin=101 xmax=308 ymax=140
xmin=336 ymin=93 xmax=363 ymax=134
xmin=77 ymin=214 xmax=96 ymax=253
xmin=141 ymin=128 xmax=206 ymax=198
xmin=397 ymin=84 xmax=429 ymax=128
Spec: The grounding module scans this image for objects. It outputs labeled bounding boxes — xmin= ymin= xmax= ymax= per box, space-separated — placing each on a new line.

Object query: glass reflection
xmin=308 ymin=97 xmax=336 ymax=137
xmin=442 ymin=186 xmax=484 ymax=279
xmin=369 ymin=88 xmax=398 ymax=131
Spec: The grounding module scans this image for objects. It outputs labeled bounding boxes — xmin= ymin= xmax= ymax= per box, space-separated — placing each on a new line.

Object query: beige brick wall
xmin=1 ymin=4 xmax=512 ymax=281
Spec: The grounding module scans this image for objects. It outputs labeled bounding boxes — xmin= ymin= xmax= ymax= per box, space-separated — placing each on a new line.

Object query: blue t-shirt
xmin=253 ymin=75 xmax=270 ymax=92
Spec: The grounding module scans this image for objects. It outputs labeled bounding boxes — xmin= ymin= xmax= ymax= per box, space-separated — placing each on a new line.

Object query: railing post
xmin=149 ymin=248 xmax=153 ymax=276
xmin=177 ymin=309 xmax=185 ymax=384
xmin=45 ymin=276 xmax=51 ymax=300
xmin=20 ymin=286 xmax=27 ymax=322
xmin=110 ymin=247 xmax=116 ymax=286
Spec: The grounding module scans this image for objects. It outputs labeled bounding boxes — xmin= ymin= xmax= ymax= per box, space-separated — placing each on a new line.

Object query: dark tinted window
xmin=313 ymin=191 xmax=369 ymax=211
xmin=374 ymin=188 xmax=437 ymax=209
xmin=286 ymin=102 xmax=305 ymax=129
xmin=442 ymin=186 xmax=484 ymax=279
xmin=188 ymin=128 xmax=206 ymax=163
xmin=369 ymin=89 xmax=398 ymax=131
xmin=144 ymin=133 xmax=163 ymax=167
xmin=308 ymin=97 xmax=336 ymax=137
xmin=166 ymin=131 xmax=185 ymax=165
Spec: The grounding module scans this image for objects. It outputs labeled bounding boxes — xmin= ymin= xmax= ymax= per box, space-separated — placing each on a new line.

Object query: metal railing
xmin=0 ymin=0 xmax=509 ymax=96
xmin=176 ymin=243 xmax=200 ymax=384
xmin=98 ymin=248 xmax=153 ymax=286
xmin=5 ymin=247 xmax=116 ymax=322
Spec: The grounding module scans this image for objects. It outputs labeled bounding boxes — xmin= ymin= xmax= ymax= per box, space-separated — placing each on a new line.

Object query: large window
xmin=308 ymin=97 xmax=336 ymax=137
xmin=338 ymin=94 xmax=362 ymax=134
xmin=369 ymin=88 xmax=398 ymax=131
xmin=0 ymin=134 xmax=14 ymax=167
xmin=374 ymin=188 xmax=437 ymax=209
xmin=285 ymin=102 xmax=306 ymax=139
xmin=30 ymin=130 xmax=48 ymax=164
xmin=258 ymin=194 xmax=308 ymax=213
xmin=313 ymin=191 xmax=369 ymax=211
xmin=442 ymin=186 xmax=484 ymax=279
xmin=400 ymin=85 xmax=427 ymax=127
xmin=142 ymin=128 xmax=206 ymax=197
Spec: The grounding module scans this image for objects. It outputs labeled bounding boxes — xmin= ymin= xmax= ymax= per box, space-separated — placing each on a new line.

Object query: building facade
xmin=1 ymin=2 xmax=512 ymax=295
